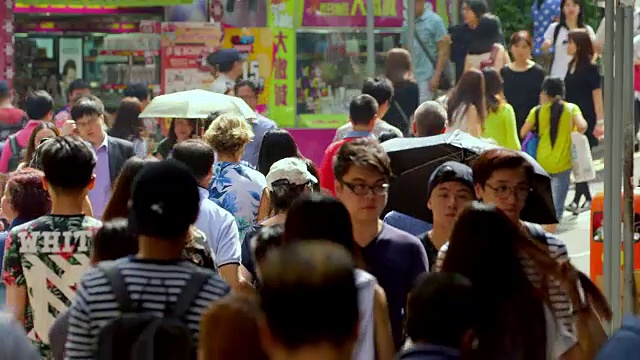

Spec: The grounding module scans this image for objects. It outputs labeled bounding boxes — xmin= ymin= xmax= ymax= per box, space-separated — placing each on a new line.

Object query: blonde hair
xmin=203 ymin=113 xmax=254 ymax=155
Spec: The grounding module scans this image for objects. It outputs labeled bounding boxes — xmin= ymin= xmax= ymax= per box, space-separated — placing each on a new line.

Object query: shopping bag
xmin=571 ymin=131 xmax=596 ymax=183
xmin=521 ymin=107 xmax=541 ymax=160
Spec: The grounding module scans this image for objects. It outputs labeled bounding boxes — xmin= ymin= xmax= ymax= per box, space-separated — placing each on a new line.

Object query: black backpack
xmin=96 ymin=262 xmax=211 ymax=360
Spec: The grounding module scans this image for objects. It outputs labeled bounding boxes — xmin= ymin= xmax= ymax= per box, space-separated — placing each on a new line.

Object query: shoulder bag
xmin=414 ymin=29 xmax=452 ymax=90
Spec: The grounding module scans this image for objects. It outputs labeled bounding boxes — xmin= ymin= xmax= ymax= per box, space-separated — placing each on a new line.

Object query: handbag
xmin=571 ymin=131 xmax=596 ymax=183
xmin=414 ymin=29 xmax=452 ymax=90
xmin=521 ymin=106 xmax=541 ymax=159
xmin=479 ymin=44 xmax=500 ymax=70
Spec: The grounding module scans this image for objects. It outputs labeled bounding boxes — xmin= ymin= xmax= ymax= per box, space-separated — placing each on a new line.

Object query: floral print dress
xmin=208 ymin=161 xmax=266 ymax=241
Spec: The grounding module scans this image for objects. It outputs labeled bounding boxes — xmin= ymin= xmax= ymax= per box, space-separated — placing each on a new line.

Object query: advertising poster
xmin=222 ymin=28 xmax=273 ymax=114
xmin=160 ymin=22 xmax=222 ymax=94
xmin=267 ymin=0 xmax=296 ymax=128
xmin=300 ymin=0 xmax=403 ymax=27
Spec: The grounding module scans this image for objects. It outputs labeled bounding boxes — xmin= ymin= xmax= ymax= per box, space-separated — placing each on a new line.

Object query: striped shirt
xmin=433 ymin=223 xmax=577 ymax=349
xmin=64 ymin=257 xmax=230 ymax=359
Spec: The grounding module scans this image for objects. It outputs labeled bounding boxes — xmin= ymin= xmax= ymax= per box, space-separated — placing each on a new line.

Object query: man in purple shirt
xmin=234 ymin=80 xmax=277 ymax=168
xmin=71 ymin=95 xmax=135 ymax=218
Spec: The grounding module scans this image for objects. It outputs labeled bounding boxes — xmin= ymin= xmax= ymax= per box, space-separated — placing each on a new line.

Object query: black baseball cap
xmin=427 ymin=161 xmax=475 ymax=203
xmin=129 ymin=160 xmax=200 ymax=240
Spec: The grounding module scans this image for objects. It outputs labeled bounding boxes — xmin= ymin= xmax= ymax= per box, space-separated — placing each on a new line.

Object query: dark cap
xmin=427 ymin=161 xmax=475 ymax=202
xmin=206 ymin=48 xmax=241 ymax=67
xmin=0 ymin=80 xmax=9 ymax=93
xmin=129 ymin=160 xmax=200 ymax=240
xmin=123 ymin=83 xmax=149 ymax=102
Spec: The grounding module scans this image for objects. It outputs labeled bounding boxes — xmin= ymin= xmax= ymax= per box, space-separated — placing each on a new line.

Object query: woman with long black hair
xmin=152 ymin=118 xmax=198 ymax=160
xmin=541 ymin=0 xmax=595 ymax=79
xmin=564 ymin=29 xmax=603 ymax=214
xmin=520 ymin=77 xmax=587 ymax=230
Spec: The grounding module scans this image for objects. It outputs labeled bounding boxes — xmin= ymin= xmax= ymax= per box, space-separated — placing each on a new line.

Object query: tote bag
xmin=571 ymin=131 xmax=596 ymax=183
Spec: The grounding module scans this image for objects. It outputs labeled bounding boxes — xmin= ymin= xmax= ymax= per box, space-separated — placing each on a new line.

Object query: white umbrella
xmin=138 ymin=89 xmax=256 ymax=120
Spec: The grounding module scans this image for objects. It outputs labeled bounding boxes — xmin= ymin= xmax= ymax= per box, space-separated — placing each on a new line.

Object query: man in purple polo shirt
xmin=234 ymin=80 xmax=277 ymax=168
xmin=71 ymin=95 xmax=135 ymax=218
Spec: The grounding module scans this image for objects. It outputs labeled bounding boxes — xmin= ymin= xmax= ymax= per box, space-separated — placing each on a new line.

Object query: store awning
xmin=16 ymin=0 xmax=191 ymax=6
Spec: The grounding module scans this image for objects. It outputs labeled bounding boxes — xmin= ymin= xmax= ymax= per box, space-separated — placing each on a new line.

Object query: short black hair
xmin=378 ymin=131 xmax=400 ymax=143
xmin=123 ymin=83 xmax=149 ymax=102
xmin=92 ymin=218 xmax=138 ymax=263
xmin=67 ymin=79 xmax=90 ymax=99
xmin=70 ymin=94 xmax=105 ymax=121
xmin=0 ymin=81 xmax=9 ymax=100
xmin=252 ymin=224 xmax=284 ymax=265
xmin=234 ymin=79 xmax=258 ymax=95
xmin=361 ymin=77 xmax=394 ymax=106
xmin=333 ymin=138 xmax=392 ymax=181
xmin=40 ymin=136 xmax=97 ymax=192
xmin=171 ymin=139 xmax=215 ymax=180
xmin=407 ymin=272 xmax=475 ymax=347
xmin=25 ymin=90 xmax=54 ymax=120
xmin=349 ymin=94 xmax=378 ymax=126
xmin=259 ymin=241 xmax=359 ymax=349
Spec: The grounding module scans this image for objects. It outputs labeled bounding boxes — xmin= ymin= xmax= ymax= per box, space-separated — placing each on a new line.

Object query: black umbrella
xmin=382 ymin=131 xmax=557 ymax=225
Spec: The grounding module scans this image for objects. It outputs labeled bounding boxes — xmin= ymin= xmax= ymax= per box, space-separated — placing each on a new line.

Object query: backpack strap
xmin=525 ymin=222 xmax=548 ymax=247
xmin=98 ymin=261 xmax=135 ymax=313
xmin=9 ymin=135 xmax=19 ymax=156
xmin=169 ymin=267 xmax=211 ymax=318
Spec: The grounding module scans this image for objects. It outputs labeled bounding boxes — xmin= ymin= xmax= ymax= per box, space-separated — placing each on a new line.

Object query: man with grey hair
xmin=383 ymin=100 xmax=448 ymax=236
xmin=411 ymin=100 xmax=447 ymax=137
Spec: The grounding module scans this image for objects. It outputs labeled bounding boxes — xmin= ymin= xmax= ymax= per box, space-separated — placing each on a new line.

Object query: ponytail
xmin=549 ymin=97 xmax=564 ymax=148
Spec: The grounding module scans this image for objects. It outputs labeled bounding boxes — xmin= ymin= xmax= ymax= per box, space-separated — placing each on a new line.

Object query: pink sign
xmin=301 ymin=0 xmax=403 ymax=28
xmin=14 ymin=5 xmax=160 ymax=14
xmin=287 ymin=128 xmax=336 ymax=167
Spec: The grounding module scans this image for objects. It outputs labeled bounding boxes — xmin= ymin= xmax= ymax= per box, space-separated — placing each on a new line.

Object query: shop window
xmin=296 ymin=31 xmax=367 ymax=118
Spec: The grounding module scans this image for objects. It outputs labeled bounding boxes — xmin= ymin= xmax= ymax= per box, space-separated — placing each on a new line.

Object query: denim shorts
xmin=550 ymin=170 xmax=572 ymax=222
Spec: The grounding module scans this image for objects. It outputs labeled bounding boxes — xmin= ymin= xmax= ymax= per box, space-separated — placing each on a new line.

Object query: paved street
xmin=555 ymin=147 xmax=640 ymax=275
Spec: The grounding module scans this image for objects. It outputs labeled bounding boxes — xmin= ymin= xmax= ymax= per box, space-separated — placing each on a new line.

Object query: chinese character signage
xmin=1 ymin=0 xmax=14 ymax=87
xmin=222 ymin=28 xmax=273 ymax=114
xmin=160 ymin=22 xmax=222 ymax=94
xmin=300 ymin=0 xmax=403 ymax=27
xmin=267 ymin=0 xmax=296 ymax=128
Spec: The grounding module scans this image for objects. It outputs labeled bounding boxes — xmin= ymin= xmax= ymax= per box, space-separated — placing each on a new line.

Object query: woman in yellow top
xmin=520 ymin=77 xmax=587 ymax=230
xmin=481 ymin=68 xmax=521 ymax=150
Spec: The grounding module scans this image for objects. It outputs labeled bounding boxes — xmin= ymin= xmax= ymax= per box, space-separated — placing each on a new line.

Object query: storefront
xmin=6 ymin=1 xmax=183 ymax=111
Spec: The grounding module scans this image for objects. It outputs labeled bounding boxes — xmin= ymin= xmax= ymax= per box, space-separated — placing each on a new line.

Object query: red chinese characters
xmin=275 ymin=85 xmax=288 ymax=106
xmin=275 ymin=58 xmax=287 ymax=80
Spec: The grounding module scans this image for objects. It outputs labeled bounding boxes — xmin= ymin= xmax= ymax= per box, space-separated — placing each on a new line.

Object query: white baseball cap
xmin=266 ymin=157 xmax=318 ymax=190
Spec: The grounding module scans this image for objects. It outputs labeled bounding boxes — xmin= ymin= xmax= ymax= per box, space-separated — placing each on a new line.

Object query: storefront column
xmin=0 ymin=0 xmax=14 ymax=87
xmin=366 ymin=0 xmax=375 ymax=76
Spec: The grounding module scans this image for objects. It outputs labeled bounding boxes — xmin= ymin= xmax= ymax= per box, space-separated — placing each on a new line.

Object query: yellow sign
xmin=222 ymin=28 xmax=274 ymax=114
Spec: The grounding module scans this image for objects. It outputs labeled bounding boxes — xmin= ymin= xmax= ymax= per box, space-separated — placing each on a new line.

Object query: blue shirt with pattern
xmin=532 ymin=0 xmax=561 ymax=55
xmin=401 ymin=5 xmax=447 ymax=83
xmin=208 ymin=162 xmax=267 ymax=241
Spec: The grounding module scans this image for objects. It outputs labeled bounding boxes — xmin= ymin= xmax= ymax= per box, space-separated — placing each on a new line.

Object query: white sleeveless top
xmin=353 ymin=269 xmax=377 ymax=360
xmin=447 ymin=104 xmax=471 ymax=134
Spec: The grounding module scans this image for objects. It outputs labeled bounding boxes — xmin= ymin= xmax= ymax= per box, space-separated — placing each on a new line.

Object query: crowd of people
xmin=0 ymin=0 xmax=638 ymax=359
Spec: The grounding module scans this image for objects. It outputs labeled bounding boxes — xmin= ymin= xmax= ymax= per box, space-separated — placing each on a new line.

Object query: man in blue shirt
xmin=234 ymin=80 xmax=277 ymax=168
xmin=402 ymin=0 xmax=449 ymax=103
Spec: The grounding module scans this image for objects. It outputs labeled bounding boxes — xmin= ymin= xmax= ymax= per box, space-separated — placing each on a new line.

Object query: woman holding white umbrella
xmin=139 ymin=89 xmax=257 ymax=160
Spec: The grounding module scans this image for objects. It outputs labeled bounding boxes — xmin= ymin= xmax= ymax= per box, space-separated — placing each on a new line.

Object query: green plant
xmin=491 ymin=0 xmax=601 ymax=44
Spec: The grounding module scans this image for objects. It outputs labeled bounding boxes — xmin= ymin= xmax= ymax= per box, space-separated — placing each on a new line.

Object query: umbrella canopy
xmin=382 ymin=130 xmax=557 ymax=225
xmin=139 ymin=89 xmax=256 ymax=120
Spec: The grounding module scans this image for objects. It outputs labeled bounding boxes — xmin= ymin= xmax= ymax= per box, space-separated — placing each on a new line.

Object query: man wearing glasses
xmin=233 ymin=80 xmax=277 ymax=168
xmin=333 ymin=138 xmax=428 ymax=350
